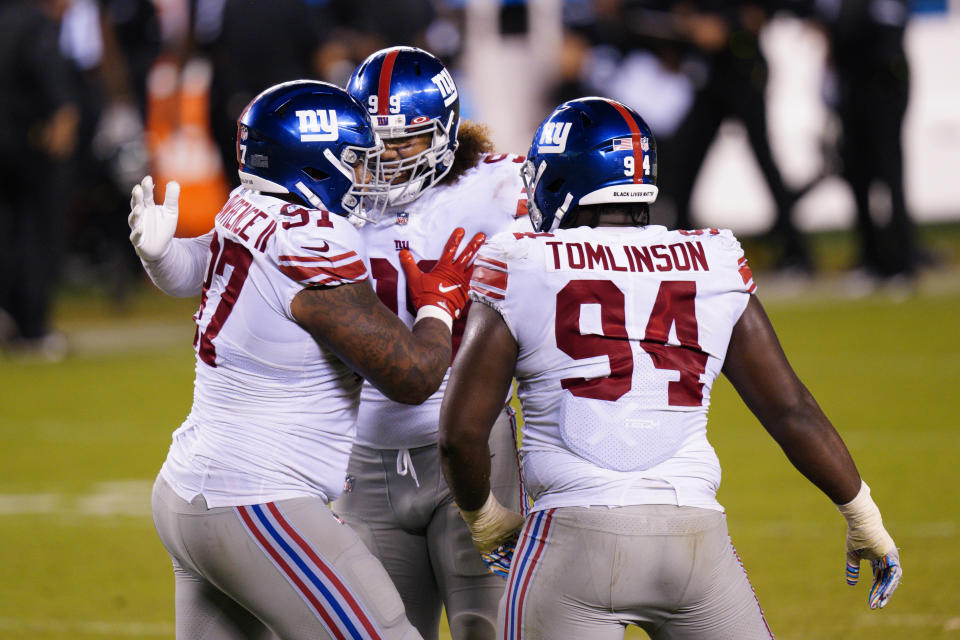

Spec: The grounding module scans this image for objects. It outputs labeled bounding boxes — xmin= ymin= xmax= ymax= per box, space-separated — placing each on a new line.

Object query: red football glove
xmin=400 ymin=227 xmax=486 ymax=322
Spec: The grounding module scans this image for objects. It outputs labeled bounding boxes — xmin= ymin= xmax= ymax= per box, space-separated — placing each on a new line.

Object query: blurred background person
xmin=194 ymin=0 xmax=437 ymax=191
xmin=552 ymin=0 xmax=815 ymax=274
xmin=195 ymin=0 xmax=334 ymax=190
xmin=662 ymin=0 xmax=814 ymax=273
xmin=0 ymin=0 xmax=80 ymax=357
xmin=59 ymin=0 xmax=161 ymax=302
xmin=814 ymin=0 xmax=925 ymax=284
xmin=6 ymin=0 xmax=959 ymax=359
xmin=554 ymin=0 xmax=695 ymax=150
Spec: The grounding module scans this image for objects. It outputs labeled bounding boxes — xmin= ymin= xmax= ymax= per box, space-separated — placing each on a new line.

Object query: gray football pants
xmin=152 ymin=475 xmax=422 ymax=640
xmin=500 ymin=505 xmax=774 ymax=640
xmin=332 ymin=409 xmax=524 ymax=640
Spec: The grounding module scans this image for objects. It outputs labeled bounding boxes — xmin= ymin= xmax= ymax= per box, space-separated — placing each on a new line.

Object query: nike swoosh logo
xmin=306 ymin=241 xmax=330 ymax=252
xmin=438 ymin=284 xmax=461 ymax=293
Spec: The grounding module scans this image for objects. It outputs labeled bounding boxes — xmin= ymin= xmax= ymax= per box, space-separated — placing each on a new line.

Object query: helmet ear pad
xmin=523 ymin=98 xmax=659 ymax=232
xmin=235 ymin=80 xmax=390 ymax=220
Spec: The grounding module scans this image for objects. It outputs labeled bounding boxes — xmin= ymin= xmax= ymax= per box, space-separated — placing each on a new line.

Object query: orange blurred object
xmin=146 ymin=58 xmax=230 ymax=237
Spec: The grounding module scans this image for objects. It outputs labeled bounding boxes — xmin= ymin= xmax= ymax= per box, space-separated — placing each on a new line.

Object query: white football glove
xmin=837 ymin=481 xmax=902 ymax=609
xmin=128 ymin=175 xmax=179 ymax=262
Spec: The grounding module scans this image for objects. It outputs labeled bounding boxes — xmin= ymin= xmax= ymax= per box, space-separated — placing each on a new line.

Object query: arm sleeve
xmin=140 ymin=232 xmax=213 ymax=297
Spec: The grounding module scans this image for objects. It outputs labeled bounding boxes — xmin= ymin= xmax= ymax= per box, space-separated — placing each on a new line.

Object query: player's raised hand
xmin=129 ymin=176 xmax=179 ymax=261
xmin=399 ymin=227 xmax=486 ymax=324
xmin=837 ymin=482 xmax=902 ymax=609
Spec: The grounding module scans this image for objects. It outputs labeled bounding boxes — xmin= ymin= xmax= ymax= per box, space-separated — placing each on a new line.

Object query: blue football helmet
xmin=347 ymin=46 xmax=460 ymax=205
xmin=522 ymin=97 xmax=658 ymax=232
xmin=236 ymin=80 xmax=390 ymax=221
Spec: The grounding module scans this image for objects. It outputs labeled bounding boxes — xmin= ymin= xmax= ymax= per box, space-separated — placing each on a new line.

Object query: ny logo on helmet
xmin=538 ymin=122 xmax=572 ymax=154
xmin=295 ymin=109 xmax=339 ymax=142
xmin=431 ymin=69 xmax=458 ymax=107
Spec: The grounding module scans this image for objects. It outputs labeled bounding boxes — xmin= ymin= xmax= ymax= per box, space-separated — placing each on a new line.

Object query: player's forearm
xmin=763 ymin=395 xmax=862 ymax=505
xmin=438 ymin=370 xmax=500 ymax=509
xmin=141 ymin=234 xmax=212 ymax=297
xmin=439 ymin=426 xmax=493 ymax=511
xmin=292 ymin=282 xmax=452 ymax=404
xmin=723 ymin=295 xmax=861 ymax=503
xmin=329 ymin=314 xmax=451 ymax=404
xmin=385 ymin=318 xmax=453 ymax=403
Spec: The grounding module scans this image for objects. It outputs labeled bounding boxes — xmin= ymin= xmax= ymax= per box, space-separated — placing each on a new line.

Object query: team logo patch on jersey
xmin=396 ymin=211 xmax=409 ymax=225
xmin=295 ymin=109 xmax=338 ymax=142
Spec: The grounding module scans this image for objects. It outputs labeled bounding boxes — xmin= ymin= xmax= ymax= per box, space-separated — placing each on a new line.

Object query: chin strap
xmin=294 ymin=181 xmax=325 ymax=209
xmin=549 ymin=192 xmax=575 ymax=232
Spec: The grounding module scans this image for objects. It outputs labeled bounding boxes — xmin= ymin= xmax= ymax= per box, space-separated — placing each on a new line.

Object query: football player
xmin=128 ymin=47 xmax=528 ymax=640
xmin=332 ymin=46 xmax=529 ymax=640
xmin=439 ymin=97 xmax=903 ymax=639
xmin=132 ymin=80 xmax=483 ymax=640
xmin=130 ymin=48 xmax=530 ymax=638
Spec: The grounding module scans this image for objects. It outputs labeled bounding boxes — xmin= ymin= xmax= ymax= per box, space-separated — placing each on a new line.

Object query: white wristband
xmin=414 ymin=305 xmax=453 ymax=332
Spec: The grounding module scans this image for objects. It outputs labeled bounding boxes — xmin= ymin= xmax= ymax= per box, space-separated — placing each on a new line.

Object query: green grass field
xmin=2 ymin=229 xmax=959 ymax=639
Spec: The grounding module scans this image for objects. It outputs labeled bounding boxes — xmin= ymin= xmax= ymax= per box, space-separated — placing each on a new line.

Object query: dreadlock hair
xmin=563 ymin=202 xmax=651 ymax=229
xmin=438 ymin=120 xmax=495 ymax=187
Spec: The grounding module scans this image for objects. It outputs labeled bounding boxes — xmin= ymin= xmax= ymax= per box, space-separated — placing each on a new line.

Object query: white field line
xmin=746 ymin=519 xmax=958 ymax=538
xmin=855 ymin=613 xmax=960 ymax=631
xmin=0 ymin=481 xmax=152 ymax=517
xmin=1 ymin=485 xmax=957 ymax=543
xmin=756 ymin=266 xmax=960 ymax=305
xmin=0 ymin=617 xmax=172 ymax=637
xmin=64 ymin=322 xmax=189 ymax=355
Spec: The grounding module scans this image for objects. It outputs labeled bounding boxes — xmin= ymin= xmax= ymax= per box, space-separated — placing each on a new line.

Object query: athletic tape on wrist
xmin=836 ymin=481 xmax=895 ymax=555
xmin=459 ymin=492 xmax=524 ymax=552
xmin=837 ymin=481 xmax=875 ymax=519
xmin=415 ymin=305 xmax=453 ymax=332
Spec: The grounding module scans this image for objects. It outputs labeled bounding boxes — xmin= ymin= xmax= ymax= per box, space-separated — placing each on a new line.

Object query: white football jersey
xmin=160 ymin=189 xmax=370 ymax=508
xmin=356 ymin=153 xmax=530 ymax=448
xmin=469 ymin=225 xmax=757 ymax=513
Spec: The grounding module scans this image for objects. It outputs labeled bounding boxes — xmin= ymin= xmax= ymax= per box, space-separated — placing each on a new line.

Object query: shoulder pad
xmin=274 ymin=206 xmax=368 ymax=287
